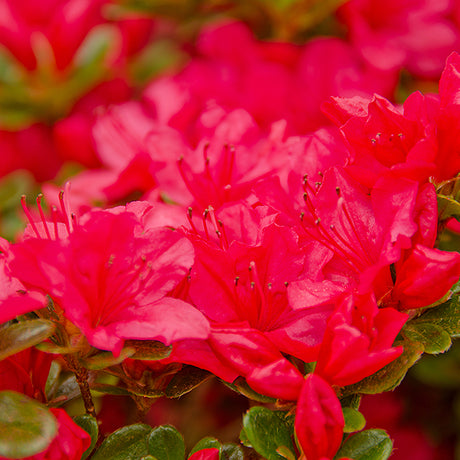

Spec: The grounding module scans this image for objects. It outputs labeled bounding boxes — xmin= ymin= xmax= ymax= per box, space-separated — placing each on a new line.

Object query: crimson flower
xmin=294 ymin=373 xmax=344 ymax=460
xmin=188 ymin=449 xmax=220 ymax=460
xmin=162 ymin=206 xmax=330 ymax=400
xmin=4 ymin=199 xmax=209 ymax=355
xmin=0 ymin=348 xmax=53 ymax=402
xmin=314 ymin=294 xmax=407 ymax=387
xmin=323 ymin=52 xmax=460 ymax=184
xmin=337 ymin=0 xmax=460 ymax=77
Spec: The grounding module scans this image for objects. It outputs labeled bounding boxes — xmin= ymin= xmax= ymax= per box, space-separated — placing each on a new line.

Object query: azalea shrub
xmin=1 ymin=1 xmax=460 ymax=459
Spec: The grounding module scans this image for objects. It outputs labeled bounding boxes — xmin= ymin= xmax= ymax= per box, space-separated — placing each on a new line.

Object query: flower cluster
xmin=1 ymin=3 xmax=460 ymax=460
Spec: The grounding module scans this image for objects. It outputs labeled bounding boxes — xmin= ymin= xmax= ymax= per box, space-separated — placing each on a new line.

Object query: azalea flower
xmin=322 ymin=52 xmax=460 ymax=183
xmin=2 ymin=196 xmax=209 ymax=355
xmin=295 ymin=373 xmax=344 ymax=460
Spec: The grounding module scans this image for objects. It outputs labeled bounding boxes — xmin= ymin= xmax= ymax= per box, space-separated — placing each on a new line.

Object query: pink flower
xmin=314 ymin=294 xmax=407 ymax=387
xmin=0 ymin=0 xmax=107 ymax=71
xmin=160 ymin=204 xmax=330 ymax=399
xmin=188 ymin=448 xmax=220 ymax=460
xmin=0 ymin=348 xmax=53 ymax=401
xmin=295 ymin=373 xmax=344 ymax=460
xmin=337 ymin=0 xmax=460 ymax=78
xmin=5 ymin=199 xmax=209 ymax=355
xmin=323 ymin=53 xmax=460 ymax=183
xmin=144 ymin=21 xmax=397 ymax=137
xmin=391 ymin=245 xmax=460 ymax=310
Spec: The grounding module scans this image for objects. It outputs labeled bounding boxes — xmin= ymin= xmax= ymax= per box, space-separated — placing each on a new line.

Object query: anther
xmin=335 ymin=187 xmax=341 ymax=196
xmin=234 ymin=276 xmax=240 ymax=286
xmin=284 ymin=281 xmax=289 ymax=287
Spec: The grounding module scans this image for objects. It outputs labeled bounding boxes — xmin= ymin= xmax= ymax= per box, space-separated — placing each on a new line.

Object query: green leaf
xmin=0 ymin=391 xmax=58 ymax=458
xmin=221 ymin=443 xmax=244 ymax=460
xmin=163 ymin=366 xmax=212 ymax=398
xmin=147 ymin=425 xmax=185 ymax=460
xmin=242 ymin=407 xmax=295 ymax=460
xmin=0 ymin=319 xmax=56 ymax=361
xmin=438 ymin=194 xmax=460 ymax=221
xmin=125 ymin=340 xmax=172 ymax=360
xmin=92 ymin=424 xmax=152 ymax=460
xmin=35 ymin=342 xmax=76 ymax=354
xmin=404 ymin=323 xmax=451 ymax=354
xmin=45 ymin=361 xmax=61 ymax=401
xmin=412 ymin=295 xmax=460 ymax=337
xmin=189 ymin=437 xmax=221 ymax=456
xmin=239 ymin=428 xmax=252 ymax=448
xmin=276 ymin=445 xmax=296 ymax=460
xmin=342 ymin=407 xmax=366 ymax=433
xmin=335 ymin=429 xmax=393 ymax=460
xmin=74 ymin=414 xmax=98 ymax=460
xmin=81 ymin=347 xmax=136 ymax=370
xmin=90 ymin=383 xmax=134 ymax=397
xmin=223 ymin=377 xmax=277 ymax=403
xmin=343 ymin=340 xmax=424 ymax=395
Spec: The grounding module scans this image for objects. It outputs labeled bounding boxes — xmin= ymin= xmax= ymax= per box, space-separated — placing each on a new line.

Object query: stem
xmin=65 ymin=355 xmax=96 ymax=418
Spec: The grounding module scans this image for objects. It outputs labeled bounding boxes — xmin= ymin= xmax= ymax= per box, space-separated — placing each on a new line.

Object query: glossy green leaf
xmin=74 ymin=414 xmax=98 ymax=460
xmin=276 ymin=445 xmax=296 ymax=460
xmin=344 ymin=340 xmax=424 ymax=395
xmin=90 ymin=383 xmax=133 ymax=397
xmin=45 ymin=361 xmax=61 ymax=401
xmin=163 ymin=366 xmax=212 ymax=398
xmin=35 ymin=342 xmax=76 ymax=355
xmin=438 ymin=194 xmax=460 ymax=221
xmin=81 ymin=347 xmax=136 ymax=370
xmin=0 ymin=391 xmax=57 ymax=458
xmin=242 ymin=407 xmax=295 ymax=460
xmin=343 ymin=407 xmax=366 ymax=433
xmin=0 ymin=320 xmax=56 ymax=361
xmin=412 ymin=295 xmax=460 ymax=337
xmin=224 ymin=377 xmax=277 ymax=403
xmin=221 ymin=443 xmax=244 ymax=460
xmin=125 ymin=340 xmax=172 ymax=360
xmin=147 ymin=425 xmax=185 ymax=460
xmin=239 ymin=428 xmax=252 ymax=448
xmin=404 ymin=323 xmax=451 ymax=354
xmin=189 ymin=437 xmax=221 ymax=456
xmin=92 ymin=424 xmax=152 ymax=460
xmin=335 ymin=429 xmax=393 ymax=460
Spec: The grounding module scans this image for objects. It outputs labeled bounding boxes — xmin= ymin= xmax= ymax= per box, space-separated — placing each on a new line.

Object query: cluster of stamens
xmin=177 ymin=143 xmax=236 ymax=208
xmin=20 ymin=189 xmax=74 ymax=240
xmin=299 ymin=175 xmax=373 ymax=273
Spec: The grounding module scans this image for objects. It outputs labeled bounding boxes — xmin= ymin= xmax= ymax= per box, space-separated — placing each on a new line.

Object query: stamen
xmin=51 ymin=206 xmax=59 ymax=240
xmin=217 ymin=219 xmax=229 ymax=250
xmin=248 ymin=261 xmax=266 ymax=324
xmin=20 ymin=195 xmax=40 ymax=238
xmin=36 ymin=194 xmax=51 ymax=240
xmin=202 ymin=208 xmax=210 ymax=240
xmin=71 ymin=213 xmax=79 ymax=229
xmin=59 ymin=190 xmax=71 ymax=235
xmin=186 ymin=207 xmax=199 ymax=234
